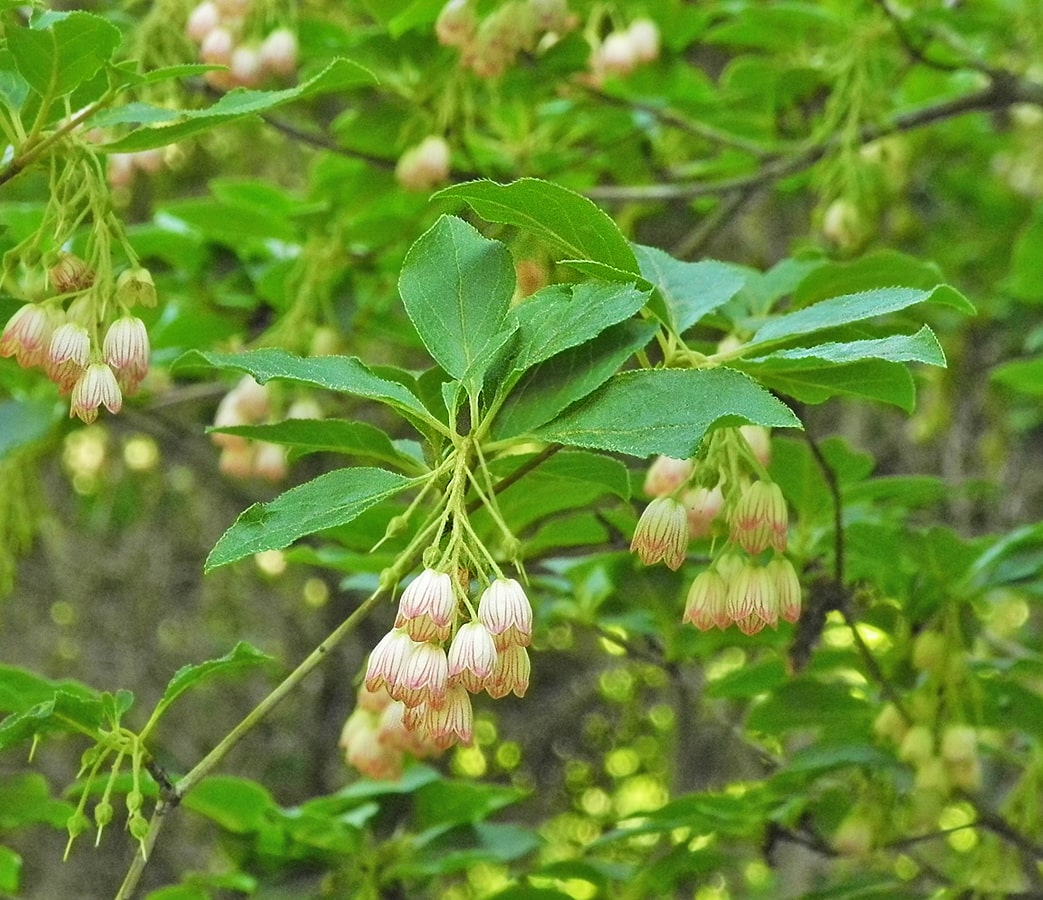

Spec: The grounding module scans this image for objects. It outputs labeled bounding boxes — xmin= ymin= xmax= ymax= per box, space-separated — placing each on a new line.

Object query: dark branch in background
xmin=670 ymin=185 xmax=756 ymax=260
xmin=585 ymin=69 xmax=1043 ymax=202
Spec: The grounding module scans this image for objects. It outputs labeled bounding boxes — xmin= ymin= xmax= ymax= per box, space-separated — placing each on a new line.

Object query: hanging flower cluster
xmin=435 ymin=0 xmax=577 ymax=78
xmin=1 ymin=255 xmax=153 ymax=424
xmin=631 ymin=426 xmax=802 ymax=635
xmin=349 ymin=570 xmax=531 ymax=777
xmin=341 ymin=430 xmax=535 ymax=778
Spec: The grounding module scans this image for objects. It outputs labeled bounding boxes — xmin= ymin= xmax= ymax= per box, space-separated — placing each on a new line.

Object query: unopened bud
xmin=49 ymin=254 xmax=94 ymax=293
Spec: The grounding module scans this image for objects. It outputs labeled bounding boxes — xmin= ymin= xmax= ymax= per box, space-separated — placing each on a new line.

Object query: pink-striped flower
xmin=1 ymin=304 xmax=54 ymax=368
xmin=766 ymin=556 xmax=801 ymax=624
xmin=46 ymin=322 xmax=90 ymax=392
xmin=447 ymin=621 xmax=498 ymax=692
xmin=683 ymin=484 xmax=724 ymax=539
xmin=395 ymin=568 xmax=456 ymax=642
xmin=631 ymin=496 xmax=688 ymax=570
xmin=729 ymin=481 xmax=788 ymax=555
xmin=643 ymin=455 xmax=693 ymax=498
xmin=363 ymin=629 xmax=417 ymax=695
xmin=103 ymin=316 xmax=150 ymax=394
xmin=69 ymin=363 xmax=123 ymax=424
xmin=406 ymin=685 xmax=473 ymax=749
xmin=486 ymin=644 xmax=530 ymax=699
xmin=395 ymin=641 xmax=449 ymax=709
xmin=683 ymin=568 xmax=729 ymax=631
xmin=477 ymin=578 xmax=532 ymax=650
xmin=725 ymin=561 xmax=776 ymax=634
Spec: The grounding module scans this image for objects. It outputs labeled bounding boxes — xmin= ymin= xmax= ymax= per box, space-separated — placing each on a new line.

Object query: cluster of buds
xmin=588 ymin=18 xmax=661 ymax=85
xmin=630 ymin=426 xmax=802 ymax=634
xmin=0 ymin=257 xmax=153 ymax=424
xmin=344 ymin=570 xmax=533 ymax=777
xmin=210 ymin=376 xmax=321 ymax=481
xmin=339 ymin=685 xmax=442 ymax=780
xmin=185 ymin=0 xmax=298 ymax=90
xmin=436 ymin=0 xmax=577 ymax=78
xmin=395 ymin=135 xmax=452 ymax=192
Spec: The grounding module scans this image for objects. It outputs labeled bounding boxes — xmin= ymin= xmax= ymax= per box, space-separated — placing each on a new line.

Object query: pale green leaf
xmin=634 ymin=244 xmax=746 ymax=333
xmin=152 ymin=642 xmax=273 ymax=722
xmin=7 ymin=12 xmax=120 ymax=98
xmin=748 ymin=326 xmax=946 ymax=367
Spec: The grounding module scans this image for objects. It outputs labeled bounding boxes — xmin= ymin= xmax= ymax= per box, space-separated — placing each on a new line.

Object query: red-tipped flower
xmin=477 ymin=578 xmax=533 ymax=650
xmin=631 ymin=497 xmax=688 ymax=570
xmin=69 ymin=363 xmax=123 ymax=424
xmin=729 ymin=480 xmax=788 ymax=554
xmin=103 ymin=316 xmax=150 ymax=394
xmin=447 ymin=621 xmax=498 ymax=692
xmin=395 ymin=568 xmax=456 ymax=642
xmin=1 ymin=304 xmax=54 ymax=368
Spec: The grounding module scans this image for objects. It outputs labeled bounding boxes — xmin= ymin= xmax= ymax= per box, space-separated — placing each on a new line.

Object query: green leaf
xmin=792 ymin=249 xmax=954 ymax=306
xmin=414 ymin=779 xmax=528 ymax=831
xmin=151 ymin=642 xmax=272 ymax=724
xmin=509 ymin=281 xmax=650 ymax=373
xmin=492 ymin=320 xmax=658 ymax=439
xmin=435 ymin=178 xmax=637 ymax=273
xmin=102 ymin=59 xmax=375 ymax=152
xmin=633 ymin=244 xmax=746 ymax=333
xmin=0 ymin=690 xmax=104 ymax=750
xmin=747 ymin=326 xmax=946 ymax=367
xmin=398 ymin=215 xmax=517 ymax=389
xmin=7 ymin=12 xmax=120 ymax=98
xmin=182 ymin=776 xmax=276 ymax=833
xmin=992 ymin=355 xmax=1043 ymax=397
xmin=205 ymin=467 xmax=419 ymax=571
xmin=0 ymin=845 xmax=20 ymax=894
xmin=173 ymin=348 xmax=443 ymax=433
xmin=0 ymin=397 xmax=57 ymax=458
xmin=751 ymin=285 xmax=973 ymax=346
xmin=750 ymin=359 xmax=916 ymax=411
xmin=210 ymin=419 xmax=424 ymax=472
xmin=533 ymin=368 xmax=801 ymax=458
xmin=0 ymin=773 xmax=73 ymax=829
xmin=0 ymin=665 xmax=96 ymax=715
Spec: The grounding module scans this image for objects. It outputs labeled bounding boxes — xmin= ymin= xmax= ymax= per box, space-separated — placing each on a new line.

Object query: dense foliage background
xmin=1 ymin=1 xmax=1043 ymax=898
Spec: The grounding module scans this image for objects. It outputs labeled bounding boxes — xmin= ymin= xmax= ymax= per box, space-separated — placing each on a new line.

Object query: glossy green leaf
xmin=102 ymin=59 xmax=375 ymax=152
xmin=492 ymin=320 xmax=658 ymax=439
xmin=435 ymin=178 xmax=638 ymax=272
xmin=509 ymin=281 xmax=650 ymax=373
xmin=206 ymin=467 xmax=418 ymax=571
xmin=533 ymin=368 xmax=801 ymax=458
xmin=751 ymin=359 xmax=916 ymax=411
xmin=747 ymin=326 xmax=946 ymax=367
xmin=0 ymin=846 xmax=19 ymax=894
xmin=174 ymin=348 xmax=443 ymax=432
xmin=151 ymin=642 xmax=272 ymax=724
xmin=7 ymin=12 xmax=120 ymax=98
xmin=751 ymin=285 xmax=973 ymax=346
xmin=210 ymin=419 xmax=424 ymax=472
xmin=792 ymin=249 xmax=953 ymax=306
xmin=398 ymin=215 xmax=517 ymax=389
xmin=634 ymin=244 xmax=746 ymax=333
xmin=0 ymin=665 xmax=96 ymax=715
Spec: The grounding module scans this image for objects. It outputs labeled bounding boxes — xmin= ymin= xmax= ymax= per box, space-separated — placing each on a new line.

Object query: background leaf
xmin=7 ymin=12 xmax=120 ymax=98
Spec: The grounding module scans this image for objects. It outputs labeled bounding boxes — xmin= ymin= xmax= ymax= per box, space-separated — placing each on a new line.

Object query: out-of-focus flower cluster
xmin=395 ymin=135 xmax=452 ymax=192
xmin=0 ymin=254 xmax=153 ymax=424
xmin=630 ymin=425 xmax=803 ymax=635
xmin=587 ymin=18 xmax=660 ymax=85
xmin=209 ymin=375 xmax=322 ymax=481
xmin=185 ymin=0 xmax=298 ymax=90
xmin=435 ymin=0 xmax=578 ymax=78
xmin=341 ymin=570 xmax=533 ymax=779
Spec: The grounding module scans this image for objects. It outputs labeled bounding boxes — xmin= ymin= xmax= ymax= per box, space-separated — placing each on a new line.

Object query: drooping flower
xmin=725 ymin=561 xmax=776 ymax=634
xmin=683 ymin=484 xmax=724 ymax=539
xmin=395 ymin=568 xmax=456 ymax=642
xmin=729 ymin=480 xmax=788 ymax=555
xmin=477 ymin=578 xmax=532 ymax=649
xmin=1 ymin=304 xmax=54 ymax=368
xmin=396 ymin=641 xmax=449 ymax=709
xmin=766 ymin=556 xmax=801 ymax=623
xmin=363 ymin=628 xmax=417 ymax=695
xmin=631 ymin=496 xmax=688 ymax=570
xmin=69 ymin=363 xmax=123 ymax=424
xmin=682 ymin=568 xmax=729 ymax=631
xmin=46 ymin=322 xmax=90 ymax=392
xmin=486 ymin=644 xmax=530 ymax=699
xmin=406 ymin=684 xmax=473 ymax=749
xmin=103 ymin=315 xmax=150 ymax=394
xmin=447 ymin=621 xmax=498 ymax=692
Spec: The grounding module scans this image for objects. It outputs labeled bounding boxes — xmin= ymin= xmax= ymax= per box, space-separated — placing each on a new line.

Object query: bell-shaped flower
xmin=683 ymin=568 xmax=729 ymax=631
xmin=447 ymin=621 xmax=498 ymax=692
xmin=729 ymin=481 xmax=788 ymax=554
xmin=477 ymin=578 xmax=532 ymax=650
xmin=69 ymin=362 xmax=123 ymax=424
xmin=643 ymin=455 xmax=693 ymax=498
xmin=725 ymin=561 xmax=776 ymax=634
xmin=395 ymin=641 xmax=449 ymax=709
xmin=486 ymin=644 xmax=530 ymax=699
xmin=46 ymin=322 xmax=90 ymax=392
xmin=103 ymin=316 xmax=150 ymax=394
xmin=766 ymin=556 xmax=801 ymax=624
xmin=1 ymin=304 xmax=54 ymax=368
xmin=363 ymin=628 xmax=417 ymax=695
xmin=631 ymin=497 xmax=688 ymax=570
xmin=395 ymin=568 xmax=456 ymax=642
